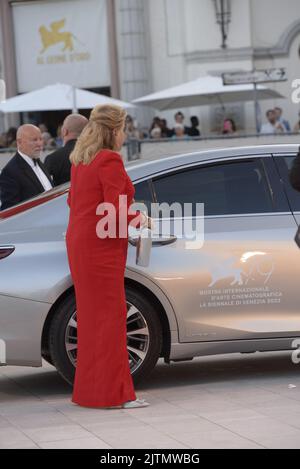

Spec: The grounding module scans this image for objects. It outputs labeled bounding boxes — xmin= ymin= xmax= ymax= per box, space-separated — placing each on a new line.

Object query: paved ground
xmin=1 ymin=352 xmax=300 ymax=449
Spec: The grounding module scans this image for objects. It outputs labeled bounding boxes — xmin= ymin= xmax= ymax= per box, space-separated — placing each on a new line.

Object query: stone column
xmin=114 ymin=0 xmax=151 ymax=129
xmin=106 ymin=0 xmax=121 ymax=98
xmin=0 ymin=0 xmax=19 ymax=129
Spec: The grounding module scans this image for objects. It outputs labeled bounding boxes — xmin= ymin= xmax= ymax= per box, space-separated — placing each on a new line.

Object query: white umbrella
xmin=0 ymin=83 xmax=134 ymax=113
xmin=133 ymin=75 xmax=284 ymax=110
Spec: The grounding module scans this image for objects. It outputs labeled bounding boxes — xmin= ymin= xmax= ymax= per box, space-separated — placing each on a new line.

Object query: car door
xmin=132 ymin=155 xmax=300 ymax=343
xmin=272 ymin=152 xmax=300 ymax=224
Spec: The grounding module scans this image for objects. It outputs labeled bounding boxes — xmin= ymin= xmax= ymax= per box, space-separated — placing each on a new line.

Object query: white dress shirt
xmin=18 ymin=150 xmax=53 ymax=191
xmin=260 ymin=122 xmax=285 ymax=135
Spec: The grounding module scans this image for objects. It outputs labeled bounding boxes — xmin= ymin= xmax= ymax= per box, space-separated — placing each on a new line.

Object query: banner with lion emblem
xmin=12 ymin=0 xmax=110 ymax=92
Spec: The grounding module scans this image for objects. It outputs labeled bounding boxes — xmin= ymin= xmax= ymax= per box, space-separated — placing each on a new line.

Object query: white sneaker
xmin=122 ymin=399 xmax=150 ymax=409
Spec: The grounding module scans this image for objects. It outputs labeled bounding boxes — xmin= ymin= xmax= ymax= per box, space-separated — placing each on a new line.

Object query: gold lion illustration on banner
xmin=39 ymin=19 xmax=76 ymax=53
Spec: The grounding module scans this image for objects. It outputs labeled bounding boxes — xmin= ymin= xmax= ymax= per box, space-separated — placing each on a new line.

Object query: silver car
xmin=1 ymin=144 xmax=300 ymax=385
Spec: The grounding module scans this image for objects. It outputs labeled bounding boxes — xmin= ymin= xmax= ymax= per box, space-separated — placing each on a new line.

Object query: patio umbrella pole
xmin=253 ymin=82 xmax=260 ymax=133
xmin=72 ymin=86 xmax=78 ymax=113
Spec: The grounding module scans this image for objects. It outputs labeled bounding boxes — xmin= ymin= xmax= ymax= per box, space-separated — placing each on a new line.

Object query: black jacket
xmin=0 ymin=152 xmax=53 ymax=211
xmin=290 ymin=147 xmax=300 ymax=192
xmin=44 ymin=139 xmax=76 ymax=186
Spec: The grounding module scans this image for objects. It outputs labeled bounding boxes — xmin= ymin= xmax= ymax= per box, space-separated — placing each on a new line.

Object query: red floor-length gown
xmin=66 ymin=149 xmax=141 ymax=408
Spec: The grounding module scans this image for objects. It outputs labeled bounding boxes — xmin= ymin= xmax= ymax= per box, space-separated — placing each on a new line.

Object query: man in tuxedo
xmin=0 ymin=124 xmax=54 ymax=211
xmin=45 ymin=113 xmax=88 ymax=186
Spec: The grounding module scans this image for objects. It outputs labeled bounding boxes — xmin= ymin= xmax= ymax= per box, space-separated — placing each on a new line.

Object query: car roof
xmin=126 ymin=144 xmax=299 ymax=181
xmin=1 ymin=144 xmax=298 ymax=222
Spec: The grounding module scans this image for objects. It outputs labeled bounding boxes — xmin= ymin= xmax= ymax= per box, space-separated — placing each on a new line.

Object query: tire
xmin=49 ymin=294 xmax=76 ymax=386
xmin=42 ymin=354 xmax=54 ymax=367
xmin=48 ymin=288 xmax=163 ymax=386
xmin=126 ymin=287 xmax=163 ymax=384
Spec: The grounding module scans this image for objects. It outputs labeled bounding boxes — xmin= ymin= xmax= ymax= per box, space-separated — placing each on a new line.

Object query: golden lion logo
xmin=39 ymin=19 xmax=75 ymax=53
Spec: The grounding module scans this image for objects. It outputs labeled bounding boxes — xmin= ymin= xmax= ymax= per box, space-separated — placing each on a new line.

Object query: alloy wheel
xmin=64 ymin=302 xmax=150 ymax=374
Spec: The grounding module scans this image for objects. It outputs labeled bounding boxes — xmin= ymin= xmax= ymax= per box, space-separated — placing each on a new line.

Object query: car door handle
xmin=129 ymin=235 xmax=177 ymax=247
xmin=152 ymin=235 xmax=177 ymax=246
xmin=128 ymin=237 xmax=140 ymax=247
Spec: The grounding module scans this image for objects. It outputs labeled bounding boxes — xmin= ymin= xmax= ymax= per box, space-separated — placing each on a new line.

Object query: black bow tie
xmin=33 ymin=158 xmax=41 ymax=166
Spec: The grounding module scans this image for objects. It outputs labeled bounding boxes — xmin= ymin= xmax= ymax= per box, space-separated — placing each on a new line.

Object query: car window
xmin=274 ymin=154 xmax=300 ymax=212
xmin=152 ymin=159 xmax=274 ymax=217
xmin=133 ymin=180 xmax=153 ymax=214
xmin=0 ymin=186 xmax=69 ymax=219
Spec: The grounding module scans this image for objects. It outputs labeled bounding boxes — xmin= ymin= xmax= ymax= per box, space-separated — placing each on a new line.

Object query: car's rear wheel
xmin=48 ymin=288 xmax=163 ymax=386
xmin=42 ymin=354 xmax=54 ymax=366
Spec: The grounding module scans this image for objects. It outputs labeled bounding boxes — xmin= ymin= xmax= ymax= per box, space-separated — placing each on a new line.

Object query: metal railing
xmin=124 ymin=132 xmax=300 ymax=162
xmin=1 ymin=133 xmax=299 ymax=171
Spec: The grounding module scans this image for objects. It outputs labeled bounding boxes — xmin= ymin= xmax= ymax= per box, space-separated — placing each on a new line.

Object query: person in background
xmin=45 ymin=114 xmax=88 ymax=186
xmin=0 ymin=132 xmax=8 ymax=148
xmin=149 ymin=117 xmax=162 ymax=137
xmin=188 ymin=116 xmax=201 ymax=137
xmin=6 ymin=127 xmax=17 ymax=148
xmin=160 ymin=119 xmax=173 ymax=138
xmin=274 ymin=107 xmax=291 ymax=133
xmin=125 ymin=115 xmax=143 ymax=160
xmin=0 ymin=124 xmax=53 ymax=210
xmin=55 ymin=125 xmax=63 ymax=147
xmin=260 ymin=110 xmax=285 ymax=134
xmin=150 ymin=126 xmax=162 ymax=139
xmin=293 ymin=111 xmax=300 ymax=133
xmin=173 ymin=123 xmax=190 ymax=139
xmin=42 ymin=131 xmax=56 ymax=150
xmin=222 ymin=118 xmax=237 ymax=135
xmin=125 ymin=115 xmax=143 ymax=140
xmin=172 ymin=111 xmax=189 ymax=135
xmin=38 ymin=123 xmax=48 ymax=134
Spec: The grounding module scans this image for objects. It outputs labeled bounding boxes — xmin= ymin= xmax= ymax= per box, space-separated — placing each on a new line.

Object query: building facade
xmin=141 ymin=0 xmax=300 ymax=133
xmin=0 ymin=0 xmax=299 ymax=134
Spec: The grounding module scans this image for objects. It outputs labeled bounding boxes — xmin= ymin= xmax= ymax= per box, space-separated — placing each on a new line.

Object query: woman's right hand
xmin=140 ymin=213 xmax=155 ymax=231
xmin=146 ymin=216 xmax=155 ymax=231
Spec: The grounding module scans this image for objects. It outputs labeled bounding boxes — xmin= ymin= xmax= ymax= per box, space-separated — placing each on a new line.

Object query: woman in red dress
xmin=66 ymin=104 xmax=151 ymax=409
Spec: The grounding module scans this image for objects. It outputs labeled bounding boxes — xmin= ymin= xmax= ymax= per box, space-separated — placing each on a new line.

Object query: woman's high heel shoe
xmin=122 ymin=399 xmax=150 ymax=409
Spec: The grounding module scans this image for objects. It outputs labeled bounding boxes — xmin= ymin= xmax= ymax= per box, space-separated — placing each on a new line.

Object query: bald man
xmin=45 ymin=114 xmax=88 ymax=186
xmin=0 ymin=124 xmax=53 ymax=210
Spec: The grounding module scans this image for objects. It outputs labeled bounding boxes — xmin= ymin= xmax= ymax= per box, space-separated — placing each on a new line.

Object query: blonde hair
xmin=70 ymin=104 xmax=126 ymax=166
